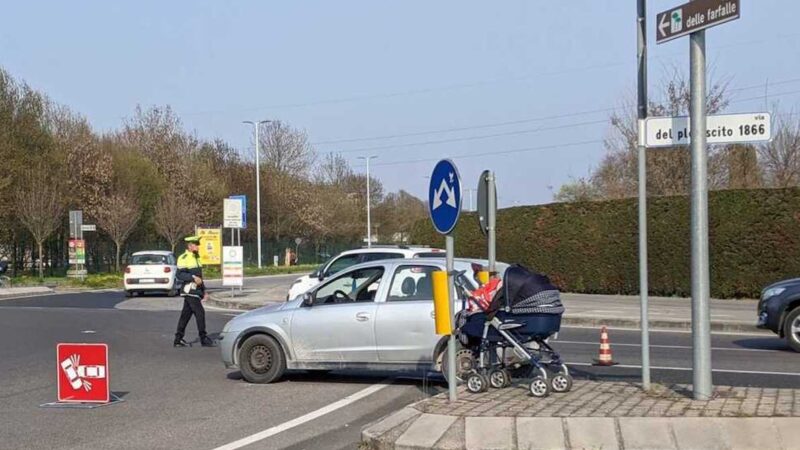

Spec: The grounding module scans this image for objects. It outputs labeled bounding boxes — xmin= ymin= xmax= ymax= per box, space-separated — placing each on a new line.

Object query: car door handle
xmin=355 ymin=312 xmax=370 ymax=322
xmin=430 ymin=311 xmax=435 ymax=319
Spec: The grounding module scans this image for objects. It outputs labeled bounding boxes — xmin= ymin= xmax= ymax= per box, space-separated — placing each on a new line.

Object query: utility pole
xmin=690 ymin=17 xmax=712 ymax=401
xmin=636 ymin=0 xmax=651 ymax=392
xmin=358 ymin=155 xmax=378 ymax=248
xmin=243 ymin=120 xmax=271 ymax=268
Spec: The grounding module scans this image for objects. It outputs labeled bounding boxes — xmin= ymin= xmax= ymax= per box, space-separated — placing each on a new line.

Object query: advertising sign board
xmin=196 ymin=227 xmax=222 ymax=265
xmin=222 ymin=246 xmax=244 ymax=287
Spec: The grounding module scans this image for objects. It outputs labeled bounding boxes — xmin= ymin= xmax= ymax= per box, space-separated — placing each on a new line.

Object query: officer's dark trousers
xmin=176 ymin=297 xmax=207 ymax=338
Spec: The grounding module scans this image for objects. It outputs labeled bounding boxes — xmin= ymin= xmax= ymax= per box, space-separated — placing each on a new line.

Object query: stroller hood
xmin=493 ymin=264 xmax=564 ymax=315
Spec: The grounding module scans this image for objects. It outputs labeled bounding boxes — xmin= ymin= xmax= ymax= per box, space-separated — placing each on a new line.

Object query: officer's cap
xmin=184 ymin=235 xmax=202 ymax=244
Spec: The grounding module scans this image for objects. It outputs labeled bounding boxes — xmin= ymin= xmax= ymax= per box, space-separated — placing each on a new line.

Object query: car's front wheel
xmin=239 ymin=335 xmax=286 ymax=383
xmin=784 ymin=307 xmax=800 ymax=352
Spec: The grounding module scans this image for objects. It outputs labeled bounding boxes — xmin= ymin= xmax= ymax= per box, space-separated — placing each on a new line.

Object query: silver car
xmin=219 ymin=258 xmax=508 ymax=383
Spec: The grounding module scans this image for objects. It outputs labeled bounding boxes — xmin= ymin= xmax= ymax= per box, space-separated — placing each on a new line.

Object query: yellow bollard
xmin=477 ymin=270 xmax=490 ymax=285
xmin=432 ymin=270 xmax=451 ymax=335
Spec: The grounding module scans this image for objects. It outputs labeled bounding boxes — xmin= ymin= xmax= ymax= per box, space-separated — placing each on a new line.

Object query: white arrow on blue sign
xmin=428 ymin=159 xmax=462 ymax=235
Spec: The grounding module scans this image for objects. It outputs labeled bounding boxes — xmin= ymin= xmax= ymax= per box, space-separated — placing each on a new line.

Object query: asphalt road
xmin=0 ymin=289 xmax=796 ymax=450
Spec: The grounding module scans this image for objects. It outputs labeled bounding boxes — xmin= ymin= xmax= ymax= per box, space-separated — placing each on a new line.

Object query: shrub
xmin=410 ymin=188 xmax=800 ymax=298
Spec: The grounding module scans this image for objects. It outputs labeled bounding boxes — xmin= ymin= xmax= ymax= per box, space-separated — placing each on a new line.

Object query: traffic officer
xmin=174 ymin=235 xmax=214 ymax=347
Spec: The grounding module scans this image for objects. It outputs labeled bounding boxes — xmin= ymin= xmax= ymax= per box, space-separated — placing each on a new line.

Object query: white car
xmin=124 ymin=251 xmax=178 ymax=297
xmin=286 ymin=246 xmax=445 ymax=301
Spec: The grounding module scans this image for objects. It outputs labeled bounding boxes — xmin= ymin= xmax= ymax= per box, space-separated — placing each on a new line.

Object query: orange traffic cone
xmin=593 ymin=326 xmax=618 ymax=366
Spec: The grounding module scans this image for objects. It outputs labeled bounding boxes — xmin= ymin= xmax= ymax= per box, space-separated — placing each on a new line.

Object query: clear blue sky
xmin=3 ymin=1 xmax=799 ymax=206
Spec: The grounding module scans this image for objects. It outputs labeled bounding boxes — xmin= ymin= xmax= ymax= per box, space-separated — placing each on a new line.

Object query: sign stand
xmin=40 ymin=394 xmax=125 ymax=410
xmin=41 ymin=343 xmax=124 ymax=409
xmin=428 ymin=159 xmax=462 ymax=403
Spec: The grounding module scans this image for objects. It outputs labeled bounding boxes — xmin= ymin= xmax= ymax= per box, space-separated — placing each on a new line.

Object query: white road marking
xmin=213 ymin=382 xmax=391 ymax=450
xmin=556 ymin=340 xmax=784 ymax=353
xmin=566 ymin=361 xmax=800 ymax=377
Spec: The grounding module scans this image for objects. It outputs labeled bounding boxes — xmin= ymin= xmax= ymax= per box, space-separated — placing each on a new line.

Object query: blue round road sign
xmin=428 ymin=159 xmax=462 ymax=235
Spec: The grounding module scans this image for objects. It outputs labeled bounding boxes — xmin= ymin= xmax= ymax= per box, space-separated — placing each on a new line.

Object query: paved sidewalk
xmin=362 ymin=381 xmax=800 ymax=449
xmin=562 ymin=293 xmax=759 ymax=333
xmin=207 ymin=277 xmax=762 ymax=332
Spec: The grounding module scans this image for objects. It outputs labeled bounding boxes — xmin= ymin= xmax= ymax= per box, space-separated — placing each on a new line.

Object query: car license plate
xmin=140 ymin=279 xmax=155 ymax=284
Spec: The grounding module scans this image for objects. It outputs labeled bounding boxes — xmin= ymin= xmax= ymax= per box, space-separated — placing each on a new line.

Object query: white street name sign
xmin=641 ymin=112 xmax=771 ymax=148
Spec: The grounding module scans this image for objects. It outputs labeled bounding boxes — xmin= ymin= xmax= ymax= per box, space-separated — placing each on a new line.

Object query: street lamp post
xmin=358 ymin=155 xmax=378 ymax=248
xmin=243 ymin=120 xmax=271 ymax=268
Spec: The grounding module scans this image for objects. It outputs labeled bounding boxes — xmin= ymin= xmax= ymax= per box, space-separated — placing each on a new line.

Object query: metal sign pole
xmin=445 ymin=234 xmax=457 ymax=402
xmin=487 ymin=172 xmax=497 ymax=274
xmin=690 ymin=25 xmax=712 ymax=400
xmin=238 ymin=228 xmax=243 ymax=293
xmin=637 ymin=0 xmax=651 ymax=392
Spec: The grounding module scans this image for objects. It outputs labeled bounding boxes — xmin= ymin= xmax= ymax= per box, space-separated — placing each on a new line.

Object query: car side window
xmin=325 ymin=254 xmax=361 ymax=277
xmin=360 ymin=252 xmax=404 ymax=263
xmin=314 ymin=267 xmax=385 ymax=306
xmin=387 ymin=265 xmax=437 ymax=302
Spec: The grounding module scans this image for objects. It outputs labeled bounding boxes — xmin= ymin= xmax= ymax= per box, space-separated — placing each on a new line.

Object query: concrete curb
xmin=361 ymin=414 xmax=800 ymax=450
xmin=206 ymin=295 xmax=764 ymax=333
xmin=0 ymin=286 xmax=54 ymax=299
xmin=561 ymin=315 xmax=765 ymax=334
xmin=205 ymin=296 xmax=280 ymax=311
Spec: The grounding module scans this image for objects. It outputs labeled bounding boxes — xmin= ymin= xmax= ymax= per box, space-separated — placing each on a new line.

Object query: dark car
xmin=757 ymin=278 xmax=800 ymax=352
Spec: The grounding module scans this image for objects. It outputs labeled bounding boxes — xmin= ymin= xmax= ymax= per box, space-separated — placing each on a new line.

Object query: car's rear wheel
xmin=167 ymin=289 xmax=178 ymax=297
xmin=124 ymin=290 xmax=133 ymax=298
xmin=239 ymin=335 xmax=286 ymax=384
xmin=784 ymin=308 xmax=800 ymax=352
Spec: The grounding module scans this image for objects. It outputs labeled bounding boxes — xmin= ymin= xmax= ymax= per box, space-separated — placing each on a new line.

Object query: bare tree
xmin=563 ymin=69 xmax=731 ymax=201
xmin=95 ymin=188 xmax=141 ymax=272
xmin=759 ymin=111 xmax=800 ymax=188
xmin=154 ymin=191 xmax=194 ymax=252
xmin=259 ymin=121 xmax=316 ymax=174
xmin=317 ymin=153 xmax=354 ymax=185
xmin=15 ymin=165 xmax=65 ymax=278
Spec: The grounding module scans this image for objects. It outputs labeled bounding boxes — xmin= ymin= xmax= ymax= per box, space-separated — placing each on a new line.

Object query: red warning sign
xmin=57 ymin=343 xmax=110 ymax=403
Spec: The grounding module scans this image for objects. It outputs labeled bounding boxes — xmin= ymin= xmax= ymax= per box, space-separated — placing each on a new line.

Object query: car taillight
xmin=124 ymin=266 xmax=131 ymax=274
xmin=164 ymin=267 xmax=172 ymax=273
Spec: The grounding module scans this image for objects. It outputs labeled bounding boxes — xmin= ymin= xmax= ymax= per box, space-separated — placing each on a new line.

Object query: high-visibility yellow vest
xmin=177 ymin=251 xmax=202 ymax=270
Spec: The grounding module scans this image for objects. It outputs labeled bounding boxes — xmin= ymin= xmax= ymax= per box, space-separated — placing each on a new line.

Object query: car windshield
xmin=130 ymin=254 xmax=169 ymax=265
xmin=311 ymin=256 xmax=336 ymax=277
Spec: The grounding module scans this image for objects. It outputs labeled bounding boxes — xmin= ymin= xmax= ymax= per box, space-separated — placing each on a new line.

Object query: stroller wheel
xmin=529 ymin=376 xmax=550 ymax=398
xmin=488 ymin=369 xmax=511 ymax=389
xmin=550 ymin=372 xmax=573 ymax=393
xmin=466 ymin=372 xmax=490 ymax=394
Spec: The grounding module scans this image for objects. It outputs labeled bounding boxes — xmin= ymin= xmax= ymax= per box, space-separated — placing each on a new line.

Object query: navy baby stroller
xmin=455 ymin=264 xmax=572 ymax=397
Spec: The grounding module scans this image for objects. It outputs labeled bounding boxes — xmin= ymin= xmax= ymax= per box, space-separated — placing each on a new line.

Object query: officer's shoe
xmin=200 ymin=336 xmax=215 ymax=347
xmin=173 ymin=337 xmax=189 ymax=347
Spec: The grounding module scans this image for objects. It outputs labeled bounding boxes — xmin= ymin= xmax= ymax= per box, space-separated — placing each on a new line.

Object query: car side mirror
xmin=302 ymin=292 xmax=314 ymax=307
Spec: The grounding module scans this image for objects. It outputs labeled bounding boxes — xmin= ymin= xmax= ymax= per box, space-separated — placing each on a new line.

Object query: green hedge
xmin=410 ymin=188 xmax=800 ymax=298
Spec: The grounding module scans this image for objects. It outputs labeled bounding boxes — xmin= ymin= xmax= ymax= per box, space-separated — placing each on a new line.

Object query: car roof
xmin=340 ymin=257 xmax=508 ymax=273
xmin=338 ymin=246 xmax=444 ymax=256
xmin=132 ymin=250 xmax=174 ymax=256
